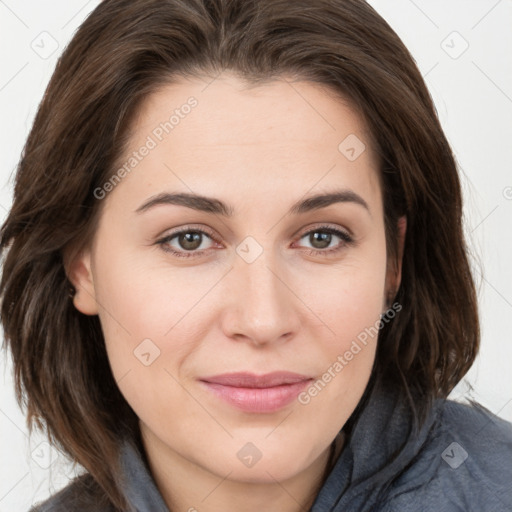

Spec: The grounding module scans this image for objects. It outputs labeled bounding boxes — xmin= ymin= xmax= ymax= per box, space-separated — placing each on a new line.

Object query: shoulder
xmin=28 ymin=473 xmax=113 ymax=512
xmin=381 ymin=398 xmax=512 ymax=512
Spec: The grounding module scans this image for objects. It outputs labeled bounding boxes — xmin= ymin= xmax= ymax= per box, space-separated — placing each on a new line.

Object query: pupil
xmin=311 ymin=232 xmax=331 ymax=249
xmin=179 ymin=232 xmax=202 ymax=250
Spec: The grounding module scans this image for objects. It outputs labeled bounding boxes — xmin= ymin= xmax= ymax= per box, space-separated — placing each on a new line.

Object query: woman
xmin=1 ymin=0 xmax=511 ymax=511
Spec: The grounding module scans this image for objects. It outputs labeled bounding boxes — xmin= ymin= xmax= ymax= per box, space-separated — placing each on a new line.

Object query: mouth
xmin=199 ymin=371 xmax=313 ymax=413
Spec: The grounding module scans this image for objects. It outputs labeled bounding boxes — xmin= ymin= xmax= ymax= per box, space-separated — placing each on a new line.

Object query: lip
xmin=199 ymin=372 xmax=313 ymax=413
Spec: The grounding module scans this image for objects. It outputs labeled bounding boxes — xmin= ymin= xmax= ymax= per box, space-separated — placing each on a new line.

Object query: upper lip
xmin=200 ymin=371 xmax=313 ymax=388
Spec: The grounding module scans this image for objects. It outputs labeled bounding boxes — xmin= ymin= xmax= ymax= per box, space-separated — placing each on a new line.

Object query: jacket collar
xmin=310 ymin=376 xmax=443 ymax=511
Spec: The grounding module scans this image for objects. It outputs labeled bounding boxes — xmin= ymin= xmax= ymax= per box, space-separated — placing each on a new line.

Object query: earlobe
xmin=64 ymin=247 xmax=99 ymax=316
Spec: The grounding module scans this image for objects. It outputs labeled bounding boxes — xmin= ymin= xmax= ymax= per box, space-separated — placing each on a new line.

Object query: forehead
xmin=106 ymin=72 xmax=382 ymax=215
xmin=132 ymin=72 xmax=375 ymax=152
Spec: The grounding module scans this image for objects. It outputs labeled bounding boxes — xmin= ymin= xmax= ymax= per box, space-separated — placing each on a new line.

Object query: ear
xmin=64 ymin=246 xmax=99 ymax=316
xmin=384 ymin=215 xmax=407 ymax=307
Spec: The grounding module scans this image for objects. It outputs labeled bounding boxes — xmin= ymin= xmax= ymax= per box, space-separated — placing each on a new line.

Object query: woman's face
xmin=70 ymin=72 xmax=402 ymax=484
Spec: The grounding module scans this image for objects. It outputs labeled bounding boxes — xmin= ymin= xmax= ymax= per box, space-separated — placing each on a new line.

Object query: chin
xmin=200 ymin=442 xmax=319 ymax=484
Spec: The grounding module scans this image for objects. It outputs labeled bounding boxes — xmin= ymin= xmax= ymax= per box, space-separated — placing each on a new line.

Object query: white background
xmin=1 ymin=1 xmax=511 ymax=510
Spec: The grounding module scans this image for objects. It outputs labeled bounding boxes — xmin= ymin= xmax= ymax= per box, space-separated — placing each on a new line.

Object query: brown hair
xmin=0 ymin=0 xmax=479 ymax=509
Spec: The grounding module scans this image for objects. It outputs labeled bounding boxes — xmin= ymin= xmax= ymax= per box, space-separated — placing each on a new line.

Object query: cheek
xmin=293 ymin=266 xmax=386 ymax=437
xmin=301 ymin=243 xmax=388 ymax=346
xmin=96 ymin=245 xmax=226 ymax=327
xmin=91 ymin=246 xmax=227 ymax=389
xmin=297 ymin=240 xmax=387 ymax=398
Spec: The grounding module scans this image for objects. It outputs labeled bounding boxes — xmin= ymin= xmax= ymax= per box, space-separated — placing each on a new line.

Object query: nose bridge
xmin=222 ymin=237 xmax=299 ymax=345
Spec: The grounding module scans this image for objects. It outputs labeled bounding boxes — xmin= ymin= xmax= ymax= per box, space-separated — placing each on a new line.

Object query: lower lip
xmin=200 ymin=380 xmax=312 ymax=413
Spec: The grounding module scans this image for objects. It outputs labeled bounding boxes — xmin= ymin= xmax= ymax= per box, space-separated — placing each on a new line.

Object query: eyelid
xmin=295 ymin=222 xmax=353 ymax=240
xmin=161 ymin=223 xmax=218 ymax=240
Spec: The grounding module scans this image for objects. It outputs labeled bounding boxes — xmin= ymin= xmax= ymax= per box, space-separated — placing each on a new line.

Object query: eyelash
xmin=155 ymin=224 xmax=355 ymax=259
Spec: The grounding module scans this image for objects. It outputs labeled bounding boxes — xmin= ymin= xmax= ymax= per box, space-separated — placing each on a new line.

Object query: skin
xmin=68 ymin=72 xmax=405 ymax=512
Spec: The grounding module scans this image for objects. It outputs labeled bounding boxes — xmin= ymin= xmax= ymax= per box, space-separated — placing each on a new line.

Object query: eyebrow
xmin=135 ymin=189 xmax=370 ymax=216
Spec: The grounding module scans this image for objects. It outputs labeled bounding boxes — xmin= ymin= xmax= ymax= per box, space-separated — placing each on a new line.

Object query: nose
xmin=219 ymin=246 xmax=301 ymax=347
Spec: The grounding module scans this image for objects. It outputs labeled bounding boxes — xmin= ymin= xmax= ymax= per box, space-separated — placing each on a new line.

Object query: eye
xmin=295 ymin=225 xmax=355 ymax=256
xmin=156 ymin=226 xmax=218 ymax=258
